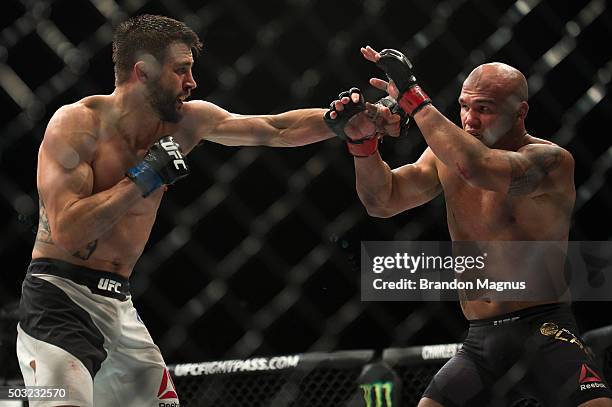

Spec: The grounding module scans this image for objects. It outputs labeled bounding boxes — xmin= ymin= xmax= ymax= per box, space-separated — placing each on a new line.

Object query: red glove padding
xmin=346 ymin=136 xmax=379 ymax=157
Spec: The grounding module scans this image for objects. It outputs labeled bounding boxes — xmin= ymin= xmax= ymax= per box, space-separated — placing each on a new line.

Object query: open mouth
xmin=176 ymin=94 xmax=188 ymax=105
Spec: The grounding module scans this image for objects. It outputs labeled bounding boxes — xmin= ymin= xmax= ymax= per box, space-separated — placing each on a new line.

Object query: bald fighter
xmin=15 ymin=15 xmax=398 ymax=407
xmin=325 ymin=47 xmax=612 ymax=406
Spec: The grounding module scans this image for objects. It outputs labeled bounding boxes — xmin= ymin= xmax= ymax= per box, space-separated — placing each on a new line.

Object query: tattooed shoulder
xmin=508 ymin=148 xmax=564 ymax=196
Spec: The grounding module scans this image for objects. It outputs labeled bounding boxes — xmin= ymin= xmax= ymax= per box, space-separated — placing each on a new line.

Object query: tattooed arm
xmin=505 ymin=144 xmax=574 ymax=197
xmin=455 ymin=143 xmax=575 ymax=197
xmin=436 ymin=141 xmax=574 ymax=197
xmin=407 ymin=105 xmax=574 ymax=197
xmin=36 ymin=104 xmax=144 ymax=256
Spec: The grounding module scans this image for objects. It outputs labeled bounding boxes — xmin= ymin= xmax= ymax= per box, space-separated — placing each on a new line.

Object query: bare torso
xmin=30 ymin=91 xmax=329 ymax=279
xmin=32 ymin=95 xmax=193 ymax=278
xmin=436 ymin=136 xmax=575 ymax=319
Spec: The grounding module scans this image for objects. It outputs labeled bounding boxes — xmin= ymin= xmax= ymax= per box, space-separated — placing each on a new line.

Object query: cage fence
xmin=1 ymin=0 xmax=611 ymax=405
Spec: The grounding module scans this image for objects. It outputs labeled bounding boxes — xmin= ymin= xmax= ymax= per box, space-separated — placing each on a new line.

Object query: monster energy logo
xmin=360 ymin=381 xmax=393 ymax=407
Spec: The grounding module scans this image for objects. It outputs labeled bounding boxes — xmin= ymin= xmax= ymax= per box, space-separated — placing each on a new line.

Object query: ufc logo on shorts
xmin=98 ymin=278 xmax=122 ymax=293
xmin=160 ymin=139 xmax=187 ymax=171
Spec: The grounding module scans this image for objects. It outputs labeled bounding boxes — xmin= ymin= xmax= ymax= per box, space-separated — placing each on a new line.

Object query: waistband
xmin=28 ymin=257 xmax=131 ymax=297
xmin=468 ymin=303 xmax=570 ymax=327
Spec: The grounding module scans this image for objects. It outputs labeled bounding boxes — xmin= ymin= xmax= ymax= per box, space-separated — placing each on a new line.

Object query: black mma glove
xmin=126 ymin=136 xmax=190 ymax=197
xmin=324 ymin=87 xmax=379 ymax=157
xmin=375 ymin=49 xmax=432 ymax=116
xmin=375 ymin=95 xmax=411 ymax=138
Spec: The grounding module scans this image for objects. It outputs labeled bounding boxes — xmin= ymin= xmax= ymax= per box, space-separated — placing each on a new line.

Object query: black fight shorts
xmin=423 ymin=303 xmax=612 ymax=406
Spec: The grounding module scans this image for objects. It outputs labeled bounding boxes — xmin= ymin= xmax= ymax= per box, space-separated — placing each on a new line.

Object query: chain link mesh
xmin=1 ymin=0 xmax=611 ymax=403
xmin=174 ymin=367 xmax=364 ymax=407
xmin=167 ymin=343 xmax=612 ymax=406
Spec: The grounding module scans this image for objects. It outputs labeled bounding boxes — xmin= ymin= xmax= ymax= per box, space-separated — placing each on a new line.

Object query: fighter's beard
xmin=146 ymin=83 xmax=182 ymax=123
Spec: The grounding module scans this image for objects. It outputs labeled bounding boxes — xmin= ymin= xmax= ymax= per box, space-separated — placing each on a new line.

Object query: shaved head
xmin=463 ymin=62 xmax=528 ymax=109
xmin=459 ymin=62 xmax=529 ymax=146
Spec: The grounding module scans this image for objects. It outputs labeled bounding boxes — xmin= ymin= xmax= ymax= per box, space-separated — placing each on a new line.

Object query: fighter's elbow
xmin=360 ymin=199 xmax=396 ymax=218
xmin=366 ymin=206 xmax=396 ymax=218
xmin=357 ymin=187 xmax=395 ymax=218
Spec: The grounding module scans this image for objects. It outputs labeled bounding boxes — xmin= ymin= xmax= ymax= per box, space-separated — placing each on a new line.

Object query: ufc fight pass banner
xmin=361 ymin=241 xmax=612 ymax=301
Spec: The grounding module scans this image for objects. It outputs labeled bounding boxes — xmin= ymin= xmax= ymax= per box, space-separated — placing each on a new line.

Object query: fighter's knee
xmin=418 ymin=397 xmax=446 ymax=407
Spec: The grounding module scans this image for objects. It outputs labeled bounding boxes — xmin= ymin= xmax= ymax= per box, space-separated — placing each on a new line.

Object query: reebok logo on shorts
xmin=579 ymin=364 xmax=606 ymax=391
xmin=158 ymin=367 xmax=179 ymax=406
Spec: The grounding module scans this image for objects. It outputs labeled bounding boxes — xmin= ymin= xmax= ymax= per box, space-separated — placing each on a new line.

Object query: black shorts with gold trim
xmin=423 ymin=303 xmax=612 ymax=406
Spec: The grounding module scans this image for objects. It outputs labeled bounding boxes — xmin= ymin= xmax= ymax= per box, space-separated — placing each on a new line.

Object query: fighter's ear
xmin=134 ymin=61 xmax=149 ymax=83
xmin=134 ymin=54 xmax=161 ymax=83
xmin=517 ymin=101 xmax=529 ymax=120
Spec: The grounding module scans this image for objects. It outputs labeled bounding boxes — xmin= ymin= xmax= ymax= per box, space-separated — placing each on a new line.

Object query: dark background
xmin=1 ymin=0 xmax=611 ymax=372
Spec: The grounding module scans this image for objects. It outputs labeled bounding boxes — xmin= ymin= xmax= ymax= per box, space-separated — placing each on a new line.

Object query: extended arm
xmin=178 ymin=101 xmax=335 ymax=149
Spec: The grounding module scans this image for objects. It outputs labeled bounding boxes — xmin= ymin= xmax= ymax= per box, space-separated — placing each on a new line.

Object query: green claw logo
xmin=360 ymin=381 xmax=393 ymax=407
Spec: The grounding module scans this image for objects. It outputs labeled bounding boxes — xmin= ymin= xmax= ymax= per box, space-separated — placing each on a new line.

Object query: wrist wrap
xmin=346 ymin=136 xmax=379 ymax=157
xmin=398 ymin=85 xmax=431 ymax=116
xmin=126 ymin=162 xmax=164 ymax=197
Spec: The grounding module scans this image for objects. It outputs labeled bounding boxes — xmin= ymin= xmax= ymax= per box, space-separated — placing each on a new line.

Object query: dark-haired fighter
xmin=326 ymin=47 xmax=612 ymax=406
xmin=15 ymin=15 xmax=396 ymax=407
